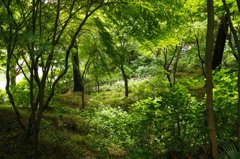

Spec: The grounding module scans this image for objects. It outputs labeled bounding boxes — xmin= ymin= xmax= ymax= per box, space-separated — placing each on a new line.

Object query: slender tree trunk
xmin=166 ymin=73 xmax=172 ymax=88
xmin=120 ymin=65 xmax=129 ymax=97
xmin=3 ymin=2 xmax=25 ymax=131
xmin=205 ymin=0 xmax=218 ymax=158
xmin=162 ymin=48 xmax=175 ymax=88
xmin=228 ymin=34 xmax=239 ymax=62
xmin=6 ymin=50 xmax=25 ymax=131
xmin=195 ymin=35 xmax=206 ymax=78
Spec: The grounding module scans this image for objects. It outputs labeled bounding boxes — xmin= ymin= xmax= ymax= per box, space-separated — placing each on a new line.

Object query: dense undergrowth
xmin=0 ymin=69 xmax=239 ymax=158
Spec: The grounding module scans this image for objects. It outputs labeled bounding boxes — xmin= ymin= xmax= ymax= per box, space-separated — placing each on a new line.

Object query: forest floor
xmin=0 ymin=72 xmax=206 ymax=159
xmin=0 ymin=93 xmax=128 ymax=159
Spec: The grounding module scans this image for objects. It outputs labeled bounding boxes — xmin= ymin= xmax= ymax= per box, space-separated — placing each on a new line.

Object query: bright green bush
xmin=0 ymin=89 xmax=8 ymax=104
xmin=81 ymin=102 xmax=130 ymax=157
xmin=213 ymin=69 xmax=238 ymax=143
xmin=126 ymin=83 xmax=205 ymax=158
xmin=11 ymin=80 xmax=33 ymax=108
xmin=84 ymin=80 xmax=206 ymax=158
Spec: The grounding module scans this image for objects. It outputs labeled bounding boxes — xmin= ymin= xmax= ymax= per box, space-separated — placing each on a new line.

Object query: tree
xmin=205 ymin=0 xmax=218 ymax=158
xmin=95 ymin=18 xmax=133 ymax=97
xmin=72 ymin=34 xmax=98 ymax=109
xmin=0 ymin=0 xmax=104 ymax=158
xmin=96 ymin=0 xmax=185 ymax=97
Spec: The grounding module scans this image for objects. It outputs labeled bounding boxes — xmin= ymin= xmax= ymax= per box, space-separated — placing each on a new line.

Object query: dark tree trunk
xmin=228 ymin=33 xmax=239 ymax=62
xmin=162 ymin=47 xmax=176 ymax=88
xmin=72 ymin=50 xmax=84 ymax=92
xmin=212 ymin=15 xmax=228 ymax=70
xmin=166 ymin=73 xmax=172 ymax=88
xmin=205 ymin=0 xmax=218 ymax=158
xmin=26 ymin=104 xmax=44 ymax=159
xmin=71 ymin=43 xmax=85 ymax=109
xmin=120 ymin=65 xmax=129 ymax=97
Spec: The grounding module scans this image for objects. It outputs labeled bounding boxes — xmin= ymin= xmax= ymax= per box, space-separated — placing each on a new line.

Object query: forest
xmin=0 ymin=0 xmax=240 ymax=158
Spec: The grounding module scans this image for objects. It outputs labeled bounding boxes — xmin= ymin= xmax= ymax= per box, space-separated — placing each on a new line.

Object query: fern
xmin=220 ymin=143 xmax=240 ymax=159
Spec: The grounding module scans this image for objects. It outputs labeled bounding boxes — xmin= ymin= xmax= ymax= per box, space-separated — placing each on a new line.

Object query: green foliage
xmin=126 ymin=83 xmax=205 ymax=157
xmin=82 ymin=79 xmax=206 ymax=158
xmin=213 ymin=69 xmax=238 ymax=142
xmin=11 ymin=80 xmax=32 ymax=108
xmin=130 ymin=55 xmax=158 ymax=78
xmin=0 ymin=89 xmax=7 ymax=104
xmin=95 ymin=18 xmax=115 ymax=57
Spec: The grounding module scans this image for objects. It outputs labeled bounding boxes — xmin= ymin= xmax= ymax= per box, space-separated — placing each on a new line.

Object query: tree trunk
xmin=166 ymin=73 xmax=172 ymax=88
xmin=81 ymin=86 xmax=85 ymax=109
xmin=195 ymin=35 xmax=206 ymax=78
xmin=205 ymin=0 xmax=218 ymax=158
xmin=33 ymin=107 xmax=44 ymax=159
xmin=173 ymin=46 xmax=181 ymax=85
xmin=162 ymin=48 xmax=175 ymax=88
xmin=25 ymin=108 xmax=44 ymax=159
xmin=212 ymin=15 xmax=228 ymax=70
xmin=10 ymin=75 xmax=16 ymax=86
xmin=96 ymin=78 xmax=100 ymax=93
xmin=72 ymin=50 xmax=84 ymax=92
xmin=120 ymin=65 xmax=129 ymax=97
xmin=6 ymin=48 xmax=25 ymax=131
xmin=222 ymin=0 xmax=240 ymax=151
xmin=233 ymin=0 xmax=240 ymax=151
xmin=10 ymin=65 xmax=17 ymax=86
